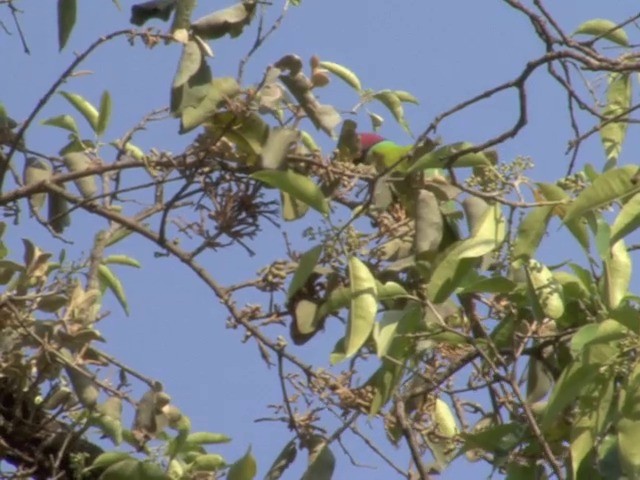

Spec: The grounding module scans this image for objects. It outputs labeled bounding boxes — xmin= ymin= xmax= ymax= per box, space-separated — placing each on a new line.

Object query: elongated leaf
xmin=252 ymin=170 xmax=329 ymax=216
xmin=574 ymin=18 xmax=629 ymax=47
xmin=414 ymin=190 xmax=443 ymax=256
xmin=611 ymin=192 xmax=640 ymax=243
xmin=59 ymin=91 xmax=99 ymax=132
xmin=409 ymin=142 xmax=494 ymax=172
xmin=41 ymin=114 xmax=80 ymax=135
xmin=287 ymin=245 xmax=322 ymax=299
xmin=542 ymin=361 xmax=600 ymax=429
xmin=318 ymin=60 xmax=362 ymax=91
xmin=264 ymin=439 xmax=297 ymax=480
xmin=525 ymin=259 xmax=565 ymax=320
xmin=537 ymin=182 xmax=590 ymax=251
xmin=227 ymin=447 xmax=257 ymax=480
xmin=173 ymin=40 xmax=203 ymax=88
xmin=373 ymin=90 xmax=411 ymax=134
xmin=57 ymin=0 xmax=77 ymax=51
xmin=102 ymin=254 xmax=141 ymax=268
xmin=603 ymin=239 xmax=631 ymax=309
xmin=98 ymin=264 xmax=129 ymax=315
xmin=618 ymin=417 xmax=640 ymax=478
xmin=301 ymin=440 xmax=335 ymax=480
xmin=345 ymin=257 xmax=377 ymax=358
xmin=600 ymin=73 xmax=632 ymax=162
xmin=179 ymin=77 xmax=240 ymax=133
xmin=512 ymin=206 xmax=553 ymax=260
xmin=564 ymin=165 xmax=640 ymax=223
xmin=96 ymin=90 xmax=112 ymax=136
xmin=261 ymin=127 xmax=298 ymax=169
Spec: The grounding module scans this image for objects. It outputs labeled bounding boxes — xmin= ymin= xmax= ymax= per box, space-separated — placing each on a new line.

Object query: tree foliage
xmin=2 ymin=1 xmax=640 ymax=479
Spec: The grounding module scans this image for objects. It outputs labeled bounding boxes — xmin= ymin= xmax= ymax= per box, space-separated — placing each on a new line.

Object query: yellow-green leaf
xmin=59 ymin=91 xmax=99 ymax=132
xmin=253 ymin=169 xmax=329 ymax=216
xmin=57 ymin=0 xmax=77 ymax=50
xmin=574 ymin=18 xmax=629 ymax=47
xmin=96 ymin=90 xmax=112 ymax=137
xmin=600 ymin=73 xmax=632 ymax=162
xmin=318 ymin=60 xmax=362 ymax=91
xmin=345 ymin=257 xmax=377 ymax=358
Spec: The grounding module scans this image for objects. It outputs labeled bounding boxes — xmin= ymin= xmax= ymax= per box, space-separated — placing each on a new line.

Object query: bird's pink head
xmin=358 ymin=132 xmax=386 ymax=153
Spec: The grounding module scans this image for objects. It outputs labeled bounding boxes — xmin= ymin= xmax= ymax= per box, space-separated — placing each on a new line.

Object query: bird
xmin=356 ymin=132 xmax=414 ymax=173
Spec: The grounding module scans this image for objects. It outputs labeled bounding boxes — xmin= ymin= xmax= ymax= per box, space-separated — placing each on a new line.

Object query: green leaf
xmin=264 ymin=439 xmax=297 ymax=480
xmin=287 ymin=245 xmax=322 ymax=299
xmin=512 ymin=206 xmax=553 ymax=260
xmin=170 ymin=0 xmax=196 ymax=32
xmin=173 ymin=40 xmax=203 ymax=89
xmin=281 ymin=191 xmax=309 ymax=221
xmin=373 ymin=310 xmax=404 ymax=358
xmin=41 ymin=114 xmax=80 ymax=135
xmin=408 ymin=142 xmax=494 ymax=172
xmin=318 ymin=61 xmax=362 ymax=91
xmin=600 ymin=73 xmax=632 ymax=162
xmin=372 ymin=90 xmax=411 ymax=135
xmin=603 ymin=239 xmax=631 ymax=309
xmin=179 ymin=77 xmax=241 ymax=133
xmin=525 ymin=259 xmax=565 ymax=320
xmin=59 ymin=91 xmax=99 ymax=132
xmin=98 ymin=264 xmax=129 ymax=315
xmin=459 ymin=275 xmax=515 ymax=294
xmin=102 ymin=254 xmax=141 ymax=268
xmin=252 ymin=170 xmax=329 ymax=216
xmin=611 ymin=191 xmax=640 ymax=243
xmin=57 ymin=0 xmax=77 ymax=51
xmin=301 ymin=441 xmax=335 ymax=480
xmin=227 ymin=447 xmax=257 ymax=480
xmin=394 ymin=90 xmax=419 ymax=104
xmin=130 ymin=0 xmax=176 ymax=26
xmin=191 ymin=1 xmax=257 ymax=39
xmin=261 ymin=127 xmax=298 ymax=170
xmin=537 ymin=182 xmax=590 ymax=251
xmin=96 ymin=90 xmax=112 ymax=137
xmin=65 ymin=365 xmax=99 ymax=408
xmin=345 ymin=257 xmax=377 ymax=358
xmin=429 ymin=204 xmax=505 ymax=302
xmin=618 ymin=417 xmax=640 ymax=478
xmin=460 ymin=423 xmax=525 ymax=455
xmin=87 ymin=452 xmax=134 ymax=472
xmin=542 ymin=361 xmax=600 ymax=429
xmin=564 ymin=165 xmax=640 ymax=223
xmin=191 ymin=453 xmax=226 ymax=472
xmin=574 ymin=18 xmax=629 ymax=47
xmin=186 ymin=432 xmax=231 ymax=445
xmin=414 ymin=190 xmax=444 ymax=256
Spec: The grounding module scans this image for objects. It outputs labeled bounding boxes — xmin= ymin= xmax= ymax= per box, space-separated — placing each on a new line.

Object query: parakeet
xmin=357 ymin=132 xmax=414 ymax=173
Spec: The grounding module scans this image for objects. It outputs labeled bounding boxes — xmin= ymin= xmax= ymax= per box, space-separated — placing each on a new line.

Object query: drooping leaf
xmin=611 ymin=191 xmax=640 ymax=243
xmin=98 ymin=264 xmax=129 ymax=315
xmin=603 ymin=239 xmax=631 ymax=309
xmin=372 ymin=90 xmax=411 ymax=134
xmin=172 ymin=40 xmax=203 ymax=89
xmin=170 ymin=54 xmax=213 ymax=116
xmin=252 ymin=169 xmax=329 ymax=215
xmin=179 ymin=77 xmax=241 ymax=133
xmin=170 ymin=0 xmax=196 ymax=32
xmin=573 ymin=18 xmax=630 ymax=47
xmin=617 ymin=417 xmax=640 ymax=478
xmin=59 ymin=91 xmax=99 ymax=132
xmin=525 ymin=258 xmax=565 ymax=320
xmin=414 ymin=190 xmax=444 ymax=257
xmin=290 ymin=299 xmax=321 ymax=345
xmin=281 ymin=191 xmax=309 ymax=221
xmin=48 ymin=186 xmax=71 ymax=233
xmin=57 ymin=0 xmax=77 ymax=51
xmin=600 ymin=72 xmax=632 ymax=162
xmin=287 ymin=245 xmax=322 ymax=299
xmin=130 ymin=0 xmax=177 ymax=26
xmin=344 ymin=257 xmax=377 ymax=358
xmin=564 ymin=165 xmax=640 ymax=223
xmin=191 ymin=1 xmax=257 ymax=39
xmin=301 ymin=439 xmax=335 ymax=480
xmin=409 ymin=142 xmax=494 ymax=172
xmin=65 ymin=365 xmax=99 ymax=408
xmin=512 ymin=206 xmax=553 ymax=261
xmin=537 ymin=182 xmax=590 ymax=251
xmin=227 ymin=447 xmax=257 ymax=480
xmin=261 ymin=127 xmax=298 ymax=169
xmin=96 ymin=90 xmax=112 ymax=137
xmin=264 ymin=439 xmax=297 ymax=480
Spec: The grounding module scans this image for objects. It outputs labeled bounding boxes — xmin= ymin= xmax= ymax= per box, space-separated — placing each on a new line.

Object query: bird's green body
xmin=365 ymin=140 xmax=413 ymax=173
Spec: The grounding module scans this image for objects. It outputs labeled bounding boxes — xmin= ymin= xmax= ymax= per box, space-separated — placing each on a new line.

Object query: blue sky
xmin=3 ymin=1 xmax=639 ymax=478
